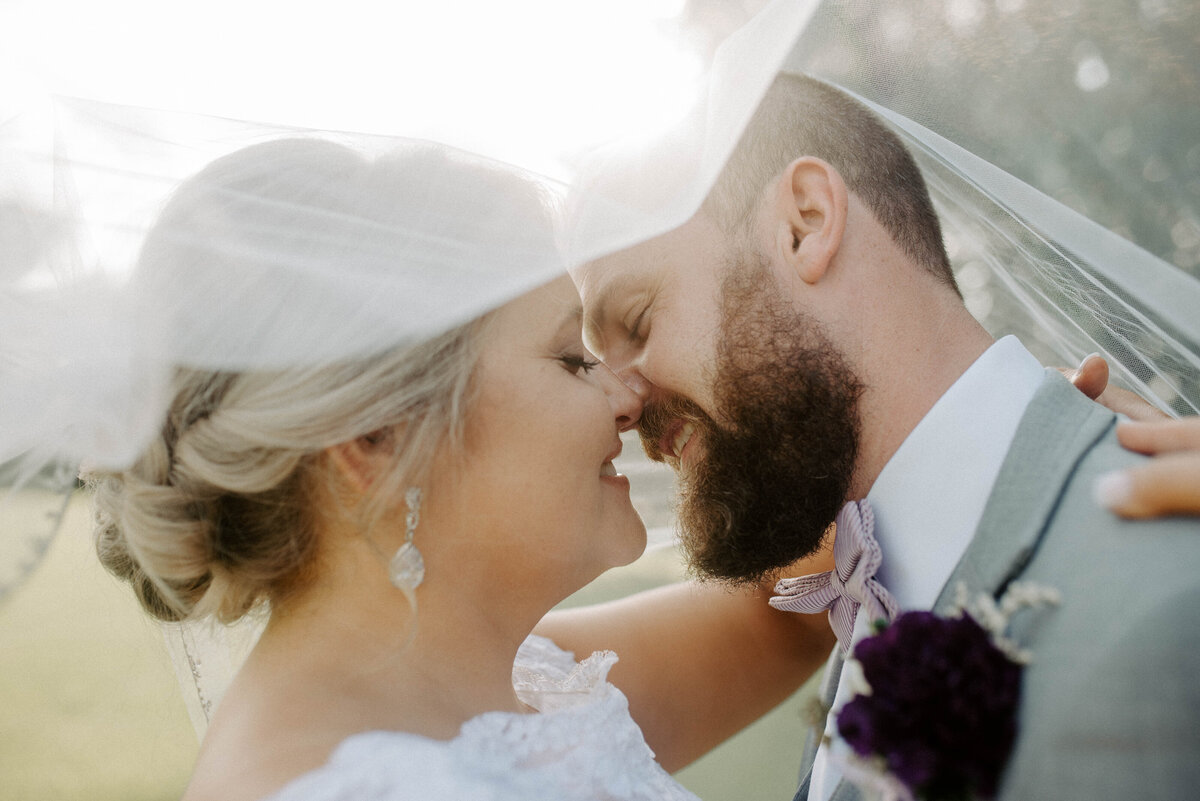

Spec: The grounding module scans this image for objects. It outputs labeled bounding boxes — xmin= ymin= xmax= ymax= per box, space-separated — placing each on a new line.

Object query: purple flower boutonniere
xmin=833 ymin=582 xmax=1060 ymax=801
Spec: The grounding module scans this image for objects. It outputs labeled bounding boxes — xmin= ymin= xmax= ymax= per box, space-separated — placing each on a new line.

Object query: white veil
xmin=2 ymin=0 xmax=1197 ymax=734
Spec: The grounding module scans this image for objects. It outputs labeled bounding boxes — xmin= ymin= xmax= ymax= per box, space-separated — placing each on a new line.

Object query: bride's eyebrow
xmin=555 ymin=304 xmax=585 ymax=338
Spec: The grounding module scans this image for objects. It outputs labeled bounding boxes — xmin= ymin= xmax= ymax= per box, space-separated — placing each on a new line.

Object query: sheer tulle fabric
xmin=0 ymin=0 xmax=823 ymax=607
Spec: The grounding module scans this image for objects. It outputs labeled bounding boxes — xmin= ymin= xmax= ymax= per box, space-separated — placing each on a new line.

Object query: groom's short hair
xmin=705 ymin=73 xmax=958 ymax=294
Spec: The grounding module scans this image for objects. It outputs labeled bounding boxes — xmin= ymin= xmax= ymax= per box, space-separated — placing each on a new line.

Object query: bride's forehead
xmin=519 ymin=274 xmax=580 ymax=310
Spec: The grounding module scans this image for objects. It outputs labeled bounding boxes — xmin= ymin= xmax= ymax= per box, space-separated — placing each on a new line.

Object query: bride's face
xmin=447 ymin=275 xmax=647 ymax=597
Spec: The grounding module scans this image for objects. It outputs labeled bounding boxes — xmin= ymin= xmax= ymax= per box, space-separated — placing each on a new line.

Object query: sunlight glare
xmin=8 ymin=0 xmax=703 ymax=179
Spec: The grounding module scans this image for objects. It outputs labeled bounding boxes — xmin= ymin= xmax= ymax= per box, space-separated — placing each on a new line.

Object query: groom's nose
xmin=601 ymin=364 xmax=644 ymax=431
xmin=614 ymin=366 xmax=654 ymax=408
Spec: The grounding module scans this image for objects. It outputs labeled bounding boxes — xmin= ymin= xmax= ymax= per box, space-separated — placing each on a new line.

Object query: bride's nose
xmin=599 ymin=363 xmax=643 ymax=432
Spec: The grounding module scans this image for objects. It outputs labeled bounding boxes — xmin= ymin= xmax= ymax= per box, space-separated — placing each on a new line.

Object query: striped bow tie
xmin=769 ymin=499 xmax=900 ymax=653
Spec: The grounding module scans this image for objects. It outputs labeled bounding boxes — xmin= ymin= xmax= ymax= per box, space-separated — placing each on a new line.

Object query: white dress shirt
xmin=807 ymin=335 xmax=1046 ymax=801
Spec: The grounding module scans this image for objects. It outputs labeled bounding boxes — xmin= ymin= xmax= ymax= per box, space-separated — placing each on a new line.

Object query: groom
xmin=573 ymin=74 xmax=1200 ymax=799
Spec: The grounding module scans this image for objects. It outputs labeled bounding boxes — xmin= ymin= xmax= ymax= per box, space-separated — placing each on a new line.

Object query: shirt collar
xmin=865 ymin=335 xmax=1045 ymax=610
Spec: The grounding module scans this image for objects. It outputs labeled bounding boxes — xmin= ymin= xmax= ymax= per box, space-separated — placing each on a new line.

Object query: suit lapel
xmin=810 ymin=373 xmax=1114 ymax=801
xmin=932 ymin=369 xmax=1115 ymax=612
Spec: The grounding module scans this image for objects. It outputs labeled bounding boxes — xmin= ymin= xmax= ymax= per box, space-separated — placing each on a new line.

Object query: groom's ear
xmin=771 ymin=157 xmax=847 ymax=285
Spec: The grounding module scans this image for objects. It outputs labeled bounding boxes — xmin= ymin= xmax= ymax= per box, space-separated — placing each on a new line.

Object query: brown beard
xmin=639 ymin=257 xmax=862 ymax=585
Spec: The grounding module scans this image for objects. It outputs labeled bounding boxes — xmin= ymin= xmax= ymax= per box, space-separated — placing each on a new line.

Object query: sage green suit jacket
xmin=794 ymin=371 xmax=1200 ymax=801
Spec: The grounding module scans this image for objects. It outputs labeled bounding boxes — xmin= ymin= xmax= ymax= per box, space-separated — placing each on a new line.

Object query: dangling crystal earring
xmin=388 ymin=487 xmax=425 ymax=593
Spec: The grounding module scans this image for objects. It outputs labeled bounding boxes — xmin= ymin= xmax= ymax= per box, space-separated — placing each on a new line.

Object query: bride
xmin=86 ymin=138 xmax=837 ymax=801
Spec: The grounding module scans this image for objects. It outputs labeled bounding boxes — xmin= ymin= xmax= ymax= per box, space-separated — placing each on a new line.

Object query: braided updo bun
xmin=91 ymin=370 xmax=311 ymax=621
xmin=89 ymin=325 xmax=482 ymax=623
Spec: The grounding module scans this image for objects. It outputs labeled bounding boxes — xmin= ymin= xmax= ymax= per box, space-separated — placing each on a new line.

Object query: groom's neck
xmin=846 ymin=292 xmax=994 ymax=500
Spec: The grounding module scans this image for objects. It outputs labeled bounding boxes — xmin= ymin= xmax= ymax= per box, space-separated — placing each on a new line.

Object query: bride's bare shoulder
xmin=179 ymin=662 xmax=346 ymax=801
xmin=177 ymin=633 xmax=465 ymax=801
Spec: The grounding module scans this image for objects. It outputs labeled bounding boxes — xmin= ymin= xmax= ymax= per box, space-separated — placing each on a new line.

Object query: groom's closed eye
xmin=581 ymin=273 xmax=647 ymax=355
xmin=623 ymin=302 xmax=650 ymax=344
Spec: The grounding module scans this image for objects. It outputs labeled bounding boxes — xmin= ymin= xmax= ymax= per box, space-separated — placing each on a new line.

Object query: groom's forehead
xmin=577 ymin=217 xmax=723 ymax=290
xmin=575 ymin=244 xmax=657 ymax=305
xmin=576 ymin=213 xmax=730 ymax=324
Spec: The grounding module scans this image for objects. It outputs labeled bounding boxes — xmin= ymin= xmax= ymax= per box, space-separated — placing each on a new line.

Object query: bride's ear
xmin=325 ymin=429 xmax=395 ymax=494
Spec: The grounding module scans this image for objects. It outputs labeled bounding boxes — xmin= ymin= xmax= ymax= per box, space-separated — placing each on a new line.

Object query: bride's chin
xmin=611 ymin=519 xmax=648 ymax=569
xmin=576 ymin=522 xmax=647 ymax=587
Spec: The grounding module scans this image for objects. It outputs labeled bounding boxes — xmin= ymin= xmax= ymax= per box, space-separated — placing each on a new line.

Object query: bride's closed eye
xmin=559 ymin=353 xmax=600 ymax=375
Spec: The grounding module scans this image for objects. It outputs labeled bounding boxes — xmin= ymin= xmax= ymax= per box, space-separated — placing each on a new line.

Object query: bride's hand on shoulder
xmin=1063 ymin=352 xmax=1169 ymax=422
xmin=1095 ymin=417 xmax=1200 ymax=519
xmin=1062 ymin=353 xmax=1200 ymax=519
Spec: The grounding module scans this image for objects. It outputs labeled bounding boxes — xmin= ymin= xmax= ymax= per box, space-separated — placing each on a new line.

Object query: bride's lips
xmin=601 ymin=440 xmax=629 ymax=488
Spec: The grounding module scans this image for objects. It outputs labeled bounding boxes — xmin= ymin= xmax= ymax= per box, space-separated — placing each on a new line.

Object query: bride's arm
xmin=534 ymin=548 xmax=836 ymax=773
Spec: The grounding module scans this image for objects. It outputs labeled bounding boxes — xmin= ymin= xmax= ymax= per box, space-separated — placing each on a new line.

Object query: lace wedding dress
xmin=263 ymin=635 xmax=699 ymax=801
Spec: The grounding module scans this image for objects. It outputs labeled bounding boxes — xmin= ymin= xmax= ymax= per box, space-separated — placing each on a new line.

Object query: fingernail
xmin=1094 ymin=470 xmax=1133 ymax=510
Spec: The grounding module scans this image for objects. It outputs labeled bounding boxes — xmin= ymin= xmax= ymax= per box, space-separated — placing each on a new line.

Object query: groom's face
xmin=573 ymin=212 xmax=863 ymax=583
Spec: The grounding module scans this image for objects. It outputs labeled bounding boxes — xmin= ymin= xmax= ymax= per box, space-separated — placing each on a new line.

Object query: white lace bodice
xmin=264 ymin=635 xmax=700 ymax=801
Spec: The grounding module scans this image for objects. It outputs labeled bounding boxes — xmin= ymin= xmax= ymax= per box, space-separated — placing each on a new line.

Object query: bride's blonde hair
xmin=90 ymin=332 xmax=480 ymax=623
xmin=88 ymin=138 xmax=551 ymax=623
